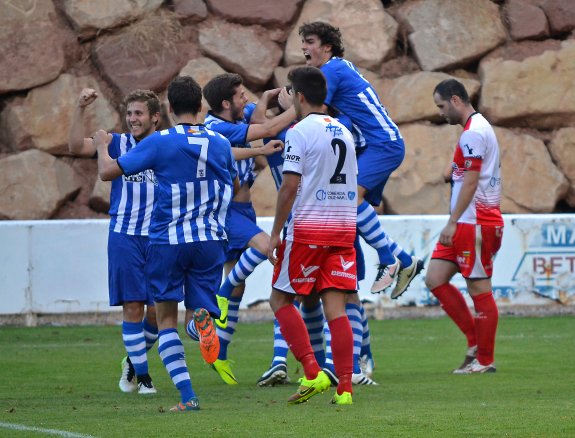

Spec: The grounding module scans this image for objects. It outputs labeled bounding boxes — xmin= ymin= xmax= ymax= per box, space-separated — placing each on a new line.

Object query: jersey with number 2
xmin=282 ymin=113 xmax=357 ymax=247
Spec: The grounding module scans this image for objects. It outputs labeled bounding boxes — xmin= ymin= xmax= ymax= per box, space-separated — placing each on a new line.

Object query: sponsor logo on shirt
xmin=325 ymin=122 xmax=343 ymax=137
xmin=124 ymin=169 xmax=157 ymax=185
xmin=464 ymin=144 xmax=474 ymax=155
xmin=315 ymin=189 xmax=356 ymax=201
xmin=285 ymin=153 xmax=300 ymax=162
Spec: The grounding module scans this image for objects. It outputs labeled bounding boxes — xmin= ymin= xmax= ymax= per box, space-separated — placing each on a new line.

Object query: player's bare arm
xmin=246 ymin=106 xmax=296 ymax=142
xmin=94 ymin=129 xmax=122 ymax=181
xmin=267 ymin=172 xmax=300 ymax=265
xmin=231 ymin=140 xmax=284 ymax=161
xmin=250 ymin=88 xmax=282 ymax=124
xmin=68 ymin=88 xmax=99 ymax=157
xmin=439 ymin=169 xmax=480 ymax=246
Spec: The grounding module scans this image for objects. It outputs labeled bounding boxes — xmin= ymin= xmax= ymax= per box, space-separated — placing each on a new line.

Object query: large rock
xmin=504 ymin=0 xmax=550 ymax=41
xmin=396 ymin=0 xmax=506 ymax=71
xmin=89 ymin=178 xmax=112 ymax=213
xmin=0 ymin=150 xmax=81 ymax=219
xmin=540 ymin=0 xmax=575 ymax=35
xmin=0 ymin=0 xmax=68 ymax=94
xmin=172 ymin=0 xmax=208 ymax=21
xmin=199 ymin=20 xmax=283 ymax=87
xmin=479 ymin=40 xmax=575 ymax=129
xmin=0 ymin=74 xmax=120 ymax=155
xmin=62 ymin=0 xmax=163 ymax=40
xmin=496 ymin=127 xmax=568 ymax=213
xmin=548 ymin=127 xmax=575 ymax=207
xmin=284 ymin=0 xmax=398 ymax=69
xmin=93 ymin=12 xmax=199 ymax=95
xmin=376 ymin=72 xmax=481 ymax=124
xmin=206 ymin=0 xmax=303 ymax=25
xmin=384 ymin=123 xmax=461 ymax=214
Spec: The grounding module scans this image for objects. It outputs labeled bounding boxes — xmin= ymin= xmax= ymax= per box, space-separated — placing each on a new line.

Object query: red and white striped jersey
xmin=451 ymin=112 xmax=503 ymax=226
xmin=282 ymin=113 xmax=358 ymax=246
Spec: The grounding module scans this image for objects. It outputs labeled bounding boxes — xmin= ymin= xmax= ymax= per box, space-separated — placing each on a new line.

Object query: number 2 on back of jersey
xmin=330 ymin=138 xmax=347 ymax=184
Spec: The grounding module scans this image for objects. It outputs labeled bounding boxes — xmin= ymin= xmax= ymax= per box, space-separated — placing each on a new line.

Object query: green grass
xmin=1 ymin=316 xmax=574 ymax=437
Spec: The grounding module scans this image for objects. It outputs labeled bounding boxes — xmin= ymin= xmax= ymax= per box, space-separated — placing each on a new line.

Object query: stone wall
xmin=0 ymin=0 xmax=573 ymax=219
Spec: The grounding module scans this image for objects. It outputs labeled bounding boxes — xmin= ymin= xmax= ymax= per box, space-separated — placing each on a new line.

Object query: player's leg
xmin=358 ymin=303 xmax=375 ymax=378
xmin=346 ymin=294 xmax=378 ymax=385
xmin=459 ymin=225 xmax=503 ymax=373
xmin=143 ymin=305 xmax=158 ymax=352
xmin=300 ymin=294 xmax=326 ymax=367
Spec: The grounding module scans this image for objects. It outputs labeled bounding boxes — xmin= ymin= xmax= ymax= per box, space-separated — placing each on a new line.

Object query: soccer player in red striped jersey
xmin=427 ymin=79 xmax=503 ymax=374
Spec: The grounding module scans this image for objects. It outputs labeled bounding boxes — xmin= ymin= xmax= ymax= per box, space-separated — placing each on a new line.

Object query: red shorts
xmin=272 ymin=240 xmax=357 ymax=295
xmin=431 ymin=223 xmax=503 ymax=279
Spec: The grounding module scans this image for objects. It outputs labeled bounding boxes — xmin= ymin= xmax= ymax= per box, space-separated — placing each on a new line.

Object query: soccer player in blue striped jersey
xmin=68 ymin=88 xmax=161 ymax=395
xmin=95 ymin=75 xmax=239 ymax=412
xmin=292 ymin=22 xmax=425 ymax=298
xmin=203 ymin=73 xmax=295 ymax=384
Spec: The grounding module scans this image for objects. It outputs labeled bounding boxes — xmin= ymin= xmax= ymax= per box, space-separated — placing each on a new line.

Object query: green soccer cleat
xmin=331 ymin=391 xmax=353 ymax=405
xmin=215 ymin=295 xmax=229 ymax=329
xmin=287 ymin=370 xmax=331 ymax=405
xmin=212 ymin=359 xmax=238 ymax=385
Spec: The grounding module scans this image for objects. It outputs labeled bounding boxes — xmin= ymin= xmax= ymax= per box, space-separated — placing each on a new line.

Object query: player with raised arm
xmin=68 ymin=88 xmax=160 ymax=395
xmin=95 ymin=76 xmax=238 ymax=411
xmin=268 ymin=66 xmax=357 ymax=405
xmin=202 ymin=73 xmax=293 ymax=384
xmin=427 ymin=79 xmax=503 ymax=374
xmin=285 ymin=22 xmax=424 ymax=298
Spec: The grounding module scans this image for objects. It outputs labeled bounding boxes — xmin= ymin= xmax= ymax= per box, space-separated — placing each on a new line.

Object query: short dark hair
xmin=299 ymin=21 xmax=344 ymax=57
xmin=203 ymin=73 xmax=243 ymax=113
xmin=433 ymin=79 xmax=470 ymax=104
xmin=288 ymin=66 xmax=327 ymax=106
xmin=123 ymin=89 xmax=161 ymax=116
xmin=167 ymin=76 xmax=202 ymax=116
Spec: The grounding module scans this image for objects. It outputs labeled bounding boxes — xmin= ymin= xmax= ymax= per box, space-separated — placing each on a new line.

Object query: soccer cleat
xmin=322 ymin=367 xmax=339 ymax=386
xmin=193 ymin=308 xmax=220 ymax=364
xmin=331 ymin=391 xmax=353 ymax=405
xmin=352 ymin=372 xmax=378 ymax=385
xmin=287 ymin=370 xmax=331 ymax=405
xmin=137 ymin=374 xmax=157 ymax=394
xmin=212 ymin=359 xmax=238 ymax=385
xmin=215 ymin=294 xmax=229 ymax=329
xmin=359 ymin=354 xmax=375 ymax=379
xmin=371 ymin=257 xmax=400 ymax=294
xmin=452 ymin=345 xmax=477 ymax=373
xmin=119 ymin=356 xmax=137 ymax=393
xmin=390 ymin=256 xmax=425 ymax=299
xmin=257 ymin=363 xmax=288 ymax=387
xmin=170 ymin=397 xmax=200 ymax=412
xmin=453 ymin=358 xmax=496 ymax=374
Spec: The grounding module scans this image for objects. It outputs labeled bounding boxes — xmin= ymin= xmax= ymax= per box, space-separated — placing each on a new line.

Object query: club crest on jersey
xmin=465 ymin=159 xmax=472 ymax=168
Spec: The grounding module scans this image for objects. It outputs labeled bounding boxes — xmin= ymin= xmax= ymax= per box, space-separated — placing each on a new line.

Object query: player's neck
xmin=459 ymin=106 xmax=476 ymax=127
xmin=173 ymin=113 xmax=201 ymax=126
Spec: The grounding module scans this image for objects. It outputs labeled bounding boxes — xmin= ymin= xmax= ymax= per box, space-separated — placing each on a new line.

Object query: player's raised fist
xmin=78 ymin=88 xmax=98 ymax=107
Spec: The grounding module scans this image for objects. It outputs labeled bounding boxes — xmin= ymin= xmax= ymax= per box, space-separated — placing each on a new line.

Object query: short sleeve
xmin=459 ymin=130 xmax=485 ymax=172
xmin=283 ymin=127 xmax=305 ymax=175
xmin=322 ymin=63 xmax=339 ymax=107
xmin=108 ymin=133 xmax=121 ymax=159
xmin=117 ymin=135 xmax=158 ymax=176
xmin=209 ymin=121 xmax=249 ymax=147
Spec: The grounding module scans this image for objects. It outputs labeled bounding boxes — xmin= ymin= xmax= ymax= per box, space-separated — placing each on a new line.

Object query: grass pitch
xmin=1 ymin=316 xmax=573 ymax=437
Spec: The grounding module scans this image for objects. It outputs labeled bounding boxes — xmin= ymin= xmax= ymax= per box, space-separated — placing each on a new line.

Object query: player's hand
xmin=93 ymin=129 xmax=112 ymax=150
xmin=267 ymin=233 xmax=282 ymax=265
xmin=260 ymin=140 xmax=284 ymax=156
xmin=278 ymin=86 xmax=293 ymax=110
xmin=439 ymin=221 xmax=456 ymax=247
xmin=78 ymin=88 xmax=98 ymax=108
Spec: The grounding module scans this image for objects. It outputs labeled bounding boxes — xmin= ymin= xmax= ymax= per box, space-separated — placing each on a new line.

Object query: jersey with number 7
xmin=282 ymin=114 xmax=358 ymax=247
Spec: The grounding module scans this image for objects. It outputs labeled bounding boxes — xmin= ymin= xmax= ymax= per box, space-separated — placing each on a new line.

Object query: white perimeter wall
xmin=0 ymin=214 xmax=574 ymax=315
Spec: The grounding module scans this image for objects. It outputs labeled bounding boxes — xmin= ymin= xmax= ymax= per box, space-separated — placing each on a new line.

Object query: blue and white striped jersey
xmin=108 ymin=133 xmax=155 ymax=236
xmin=204 ymin=103 xmax=258 ymax=188
xmin=322 ymin=57 xmax=402 ymax=149
xmin=118 ymin=124 xmax=237 ymax=245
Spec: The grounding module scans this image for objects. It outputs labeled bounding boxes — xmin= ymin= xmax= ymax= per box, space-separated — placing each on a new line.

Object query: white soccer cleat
xmin=390 ymin=256 xmax=424 ymax=299
xmin=452 ymin=345 xmax=477 ymax=374
xmin=370 ymin=257 xmax=400 ymax=294
xmin=119 ymin=356 xmax=137 ymax=393
xmin=352 ymin=372 xmax=378 ymax=385
xmin=137 ymin=374 xmax=157 ymax=394
xmin=453 ymin=358 xmax=496 ymax=374
xmin=359 ymin=354 xmax=375 ymax=379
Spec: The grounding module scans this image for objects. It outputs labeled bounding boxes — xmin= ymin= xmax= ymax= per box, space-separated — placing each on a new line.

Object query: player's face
xmin=292 ymin=89 xmax=302 ymax=119
xmin=126 ymin=101 xmax=158 ymax=140
xmin=301 ymin=34 xmax=330 ymax=68
xmin=229 ymin=85 xmax=248 ymax=121
xmin=433 ymin=93 xmax=460 ymax=125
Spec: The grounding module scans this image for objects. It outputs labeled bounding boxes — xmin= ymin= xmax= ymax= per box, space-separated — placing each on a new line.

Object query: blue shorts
xmin=145 ymin=240 xmax=225 ymax=318
xmin=108 ymin=231 xmax=154 ymax=307
xmin=225 ymin=201 xmax=263 ymax=261
xmin=357 ymin=139 xmax=405 ymax=206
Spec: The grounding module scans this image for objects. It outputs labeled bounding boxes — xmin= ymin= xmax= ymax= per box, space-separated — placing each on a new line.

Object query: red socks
xmin=275 ymin=304 xmax=320 ymax=379
xmin=328 ymin=316 xmax=353 ymax=395
xmin=471 ymin=292 xmax=499 ymax=365
xmin=432 ymin=283 xmax=477 ymax=347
